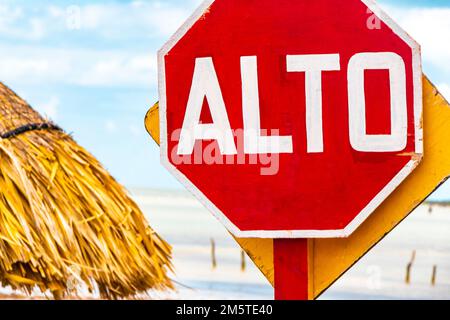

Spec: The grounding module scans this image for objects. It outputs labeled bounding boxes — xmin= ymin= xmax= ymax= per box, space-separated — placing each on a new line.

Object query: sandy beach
xmin=0 ymin=188 xmax=448 ymax=300
xmin=134 ymin=188 xmax=450 ymax=300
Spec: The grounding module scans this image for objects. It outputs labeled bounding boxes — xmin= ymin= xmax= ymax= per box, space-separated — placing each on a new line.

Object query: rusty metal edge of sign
xmin=156 ymin=0 xmax=424 ymax=239
xmin=145 ymin=76 xmax=450 ymax=299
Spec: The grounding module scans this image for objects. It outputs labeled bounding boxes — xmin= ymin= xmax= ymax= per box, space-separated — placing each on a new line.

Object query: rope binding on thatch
xmin=0 ymin=123 xmax=63 ymax=140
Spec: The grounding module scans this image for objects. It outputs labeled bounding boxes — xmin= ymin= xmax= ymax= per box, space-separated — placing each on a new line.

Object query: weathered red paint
xmin=274 ymin=239 xmax=309 ymax=300
xmin=160 ymin=0 xmax=422 ymax=237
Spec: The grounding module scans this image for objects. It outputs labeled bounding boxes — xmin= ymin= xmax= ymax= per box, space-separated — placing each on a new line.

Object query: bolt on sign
xmin=155 ymin=0 xmax=428 ymax=299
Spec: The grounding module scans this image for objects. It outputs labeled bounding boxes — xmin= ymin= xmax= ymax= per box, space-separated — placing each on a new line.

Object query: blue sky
xmin=0 ymin=0 xmax=449 ymax=200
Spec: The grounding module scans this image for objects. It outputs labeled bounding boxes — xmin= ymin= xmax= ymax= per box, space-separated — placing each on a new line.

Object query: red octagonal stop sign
xmin=159 ymin=0 xmax=423 ymax=238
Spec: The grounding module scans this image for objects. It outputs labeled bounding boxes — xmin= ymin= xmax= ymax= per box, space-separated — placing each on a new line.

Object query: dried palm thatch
xmin=0 ymin=83 xmax=172 ymax=299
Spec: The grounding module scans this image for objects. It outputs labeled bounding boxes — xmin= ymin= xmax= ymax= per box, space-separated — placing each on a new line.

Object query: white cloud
xmin=0 ymin=1 xmax=194 ymax=43
xmin=105 ymin=120 xmax=117 ymax=133
xmin=129 ymin=124 xmax=143 ymax=137
xmin=0 ymin=52 xmax=72 ymax=85
xmin=0 ymin=4 xmax=23 ymax=24
xmin=78 ymin=55 xmax=157 ymax=87
xmin=46 ymin=1 xmax=191 ymax=39
xmin=105 ymin=121 xmax=144 ymax=136
xmin=0 ymin=2 xmax=176 ymax=88
xmin=0 ymin=4 xmax=47 ymax=40
xmin=381 ymin=6 xmax=450 ymax=74
xmin=0 ymin=44 xmax=157 ymax=88
xmin=0 ymin=2 xmax=448 ymax=91
xmin=37 ymin=96 xmax=59 ymax=120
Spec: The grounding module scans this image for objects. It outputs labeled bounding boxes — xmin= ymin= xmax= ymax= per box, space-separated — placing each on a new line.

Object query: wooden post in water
xmin=405 ymin=264 xmax=412 ymax=284
xmin=211 ymin=238 xmax=217 ymax=270
xmin=431 ymin=265 xmax=437 ymax=286
xmin=405 ymin=250 xmax=416 ymax=284
xmin=241 ymin=250 xmax=246 ymax=272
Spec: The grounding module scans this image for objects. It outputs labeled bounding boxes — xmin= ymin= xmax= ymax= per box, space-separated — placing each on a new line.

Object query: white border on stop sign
xmin=157 ymin=0 xmax=423 ymax=239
